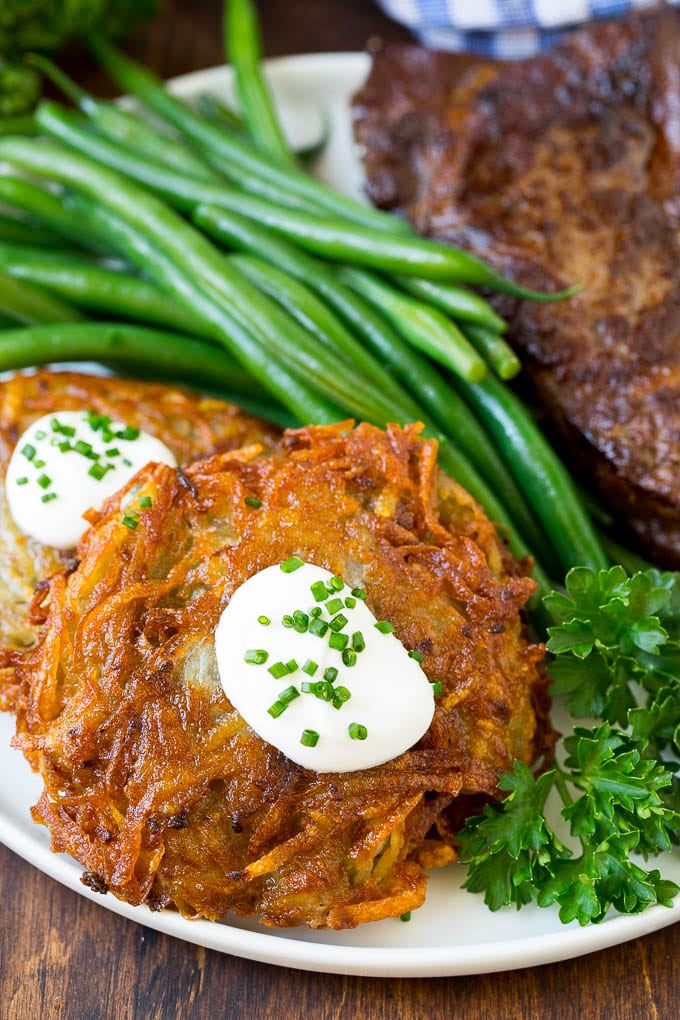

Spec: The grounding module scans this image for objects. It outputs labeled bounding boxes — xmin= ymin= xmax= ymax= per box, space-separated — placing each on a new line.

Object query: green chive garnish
xmin=139 ymin=495 xmax=153 ymax=509
xmin=400 ymin=912 xmax=412 ymax=922
xmin=58 ymin=440 xmax=72 ymax=453
xmin=282 ymin=614 xmax=294 ymax=628
xmin=301 ymin=659 xmax=318 ymax=676
xmin=35 ymin=430 xmax=46 ymax=440
xmin=267 ymin=699 xmax=287 ymax=718
xmin=122 ymin=458 xmax=133 ymax=467
xmin=116 ymin=425 xmax=140 ymax=441
xmin=309 ymin=618 xmax=329 ymax=638
xmin=332 ymin=686 xmax=351 ymax=709
xmin=37 ymin=473 xmax=51 ymax=489
xmin=374 ymin=620 xmax=395 ymax=634
xmin=285 ymin=658 xmax=298 ymax=674
xmin=344 ymin=596 xmax=356 ymax=609
xmin=323 ymin=666 xmax=338 ymax=683
xmin=329 ymin=613 xmax=348 ymax=632
xmin=244 ymin=496 xmax=261 ymax=508
xmin=329 ymin=631 xmax=349 ymax=651
xmin=300 ymin=729 xmax=319 ymax=747
xmin=310 ymin=580 xmax=328 ymax=602
xmin=348 ymin=722 xmax=368 ymax=740
xmin=74 ymin=440 xmax=92 ymax=457
xmin=352 ymin=631 xmax=366 ymax=652
xmin=351 ymin=587 xmax=367 ymax=600
xmin=41 ymin=492 xmax=57 ymax=503
xmin=314 ymin=680 xmax=334 ymax=702
xmin=431 ymin=681 xmax=443 ymax=697
xmin=326 ymin=597 xmax=344 ymax=615
xmin=33 ymin=459 xmax=45 ymax=469
xmin=121 ymin=513 xmax=139 ymax=530
xmin=244 ymin=649 xmax=268 ymax=665
xmin=278 ymin=685 xmax=300 ymax=705
xmin=257 ymin=615 xmax=271 ymax=626
xmin=293 ymin=610 xmax=309 ymax=633
xmin=408 ymin=649 xmax=424 ymax=663
xmin=21 ymin=444 xmax=36 ymax=461
xmin=301 ymin=681 xmax=315 ymax=693
xmin=16 ymin=476 xmax=28 ymax=486
xmin=341 ymin=649 xmax=357 ymax=667
xmin=329 ymin=576 xmax=344 ymax=591
xmin=105 ymin=447 xmax=120 ymax=458
xmin=310 ymin=606 xmax=322 ymax=618
xmin=88 ymin=463 xmax=110 ymax=481
xmin=280 ymin=556 xmax=304 ymax=573
xmin=268 ymin=661 xmax=289 ymax=679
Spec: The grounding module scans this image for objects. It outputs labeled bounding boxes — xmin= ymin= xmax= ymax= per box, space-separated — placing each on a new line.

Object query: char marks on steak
xmin=352 ymin=6 xmax=680 ymax=568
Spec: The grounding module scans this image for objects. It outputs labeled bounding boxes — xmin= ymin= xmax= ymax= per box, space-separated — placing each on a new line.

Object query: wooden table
xmin=1 ymin=2 xmax=678 ymax=1016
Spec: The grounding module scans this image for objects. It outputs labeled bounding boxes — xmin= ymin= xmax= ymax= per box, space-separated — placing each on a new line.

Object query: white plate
xmin=1 ymin=52 xmax=679 ymax=978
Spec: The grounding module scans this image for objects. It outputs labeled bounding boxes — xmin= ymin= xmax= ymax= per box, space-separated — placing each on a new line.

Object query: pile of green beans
xmin=0 ymin=0 xmax=611 ymax=614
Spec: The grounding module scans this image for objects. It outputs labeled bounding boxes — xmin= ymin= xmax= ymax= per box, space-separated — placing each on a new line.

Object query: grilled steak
xmin=352 ymin=6 xmax=680 ymax=568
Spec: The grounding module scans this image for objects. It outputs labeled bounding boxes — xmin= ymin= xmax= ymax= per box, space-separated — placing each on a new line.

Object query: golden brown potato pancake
xmin=0 ymin=370 xmax=277 ymax=663
xmin=10 ymin=420 xmax=547 ymax=929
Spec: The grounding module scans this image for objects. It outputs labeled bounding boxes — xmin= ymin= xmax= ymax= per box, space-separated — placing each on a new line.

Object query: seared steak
xmin=352 ymin=6 xmax=680 ymax=568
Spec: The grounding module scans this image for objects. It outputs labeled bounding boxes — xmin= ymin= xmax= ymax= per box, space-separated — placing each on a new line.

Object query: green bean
xmin=395 ymin=275 xmax=507 ymax=333
xmin=0 ymin=241 xmax=213 ymax=337
xmin=227 ymin=252 xmax=418 ymax=412
xmin=0 ymin=175 xmax=107 ymax=252
xmin=451 ymin=371 xmax=608 ymax=573
xmin=339 ymin=267 xmax=487 ymax=382
xmin=0 ymin=214 xmax=63 ymax=247
xmin=195 ymin=204 xmax=550 ymax=561
xmin=0 ymin=268 xmax=85 ymax=325
xmin=195 ymin=93 xmax=243 ymax=131
xmin=0 ymin=114 xmax=37 ymax=136
xmin=460 ymin=322 xmax=521 ymax=381
xmin=598 ymin=533 xmax=653 ymax=574
xmin=0 ymin=320 xmax=263 ymax=392
xmin=225 ymin=0 xmax=294 ymax=167
xmin=87 ymin=32 xmax=413 ymax=234
xmin=29 ymin=53 xmax=224 ymax=185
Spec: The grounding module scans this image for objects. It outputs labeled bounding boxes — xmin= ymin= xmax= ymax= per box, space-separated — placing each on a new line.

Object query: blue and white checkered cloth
xmin=376 ymin=0 xmax=680 ymax=58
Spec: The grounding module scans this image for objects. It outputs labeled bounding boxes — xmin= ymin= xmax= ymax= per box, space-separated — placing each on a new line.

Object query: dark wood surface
xmin=1 ymin=2 xmax=679 ymax=1017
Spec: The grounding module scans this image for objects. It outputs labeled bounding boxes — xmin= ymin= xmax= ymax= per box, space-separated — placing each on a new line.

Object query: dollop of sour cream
xmin=6 ymin=409 xmax=176 ymax=549
xmin=214 ymin=561 xmax=436 ymax=772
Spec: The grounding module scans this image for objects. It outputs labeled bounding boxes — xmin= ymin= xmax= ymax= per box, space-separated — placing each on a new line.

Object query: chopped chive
xmin=285 ymin=658 xmax=298 ymax=674
xmin=21 ymin=444 xmax=36 ymax=460
xmin=88 ymin=462 xmax=110 ymax=481
xmin=58 ymin=440 xmax=72 ymax=453
xmin=344 ymin=596 xmax=356 ymax=609
xmin=341 ymin=649 xmax=357 ymax=667
xmin=33 ymin=459 xmax=45 ymax=469
xmin=282 ymin=614 xmax=294 ymax=628
xmin=278 ymin=685 xmax=300 ymax=705
xmin=116 ymin=425 xmax=140 ymax=441
xmin=309 ymin=618 xmax=329 ymax=638
xmin=351 ymin=587 xmax=367 ymax=600
xmin=244 ymin=648 xmax=268 ymax=665
xmin=105 ymin=447 xmax=120 ymax=458
xmin=301 ymin=658 xmax=318 ymax=676
xmin=332 ymin=685 xmax=351 ymax=709
xmin=267 ymin=699 xmax=287 ymax=718
xmin=326 ymin=597 xmax=344 ymax=615
xmin=349 ymin=722 xmax=368 ymax=740
xmin=74 ymin=439 xmax=93 ymax=457
xmin=138 ymin=495 xmax=153 ymax=508
xmin=37 ymin=473 xmax=51 ymax=489
xmin=300 ymin=729 xmax=319 ymax=747
xmin=310 ymin=580 xmax=329 ymax=602
xmin=400 ymin=912 xmax=412 ymax=922
xmin=323 ymin=666 xmax=338 ymax=683
xmin=431 ymin=681 xmax=443 ymax=697
xmin=314 ymin=680 xmax=334 ymax=701
xmin=293 ymin=610 xmax=309 ymax=633
xmin=301 ymin=680 xmax=315 ymax=693
xmin=375 ymin=620 xmax=395 ymax=634
xmin=268 ymin=661 xmax=289 ymax=679
xmin=244 ymin=495 xmax=262 ymax=508
xmin=50 ymin=417 xmax=61 ymax=432
xmin=16 ymin=476 xmax=28 ymax=485
xmin=329 ymin=613 xmax=348 ymax=633
xmin=102 ymin=429 xmax=114 ymax=444
xmin=280 ymin=556 xmax=304 ymax=573
xmin=310 ymin=606 xmax=322 ymax=618
xmin=257 ymin=615 xmax=271 ymax=626
xmin=35 ymin=430 xmax=46 ymax=440
xmin=329 ymin=631 xmax=349 ymax=651
xmin=85 ymin=450 xmax=99 ymax=461
xmin=408 ymin=649 xmax=424 ymax=663
xmin=329 ymin=576 xmax=344 ymax=591
xmin=121 ymin=513 xmax=139 ymax=530
xmin=122 ymin=458 xmax=133 ymax=468
xmin=41 ymin=492 xmax=57 ymax=503
xmin=352 ymin=631 xmax=366 ymax=652
xmin=61 ymin=425 xmax=76 ymax=437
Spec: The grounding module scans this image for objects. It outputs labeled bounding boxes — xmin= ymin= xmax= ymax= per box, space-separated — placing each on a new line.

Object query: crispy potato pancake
xmin=10 ymin=420 xmax=547 ymax=929
xmin=0 ymin=370 xmax=277 ymax=662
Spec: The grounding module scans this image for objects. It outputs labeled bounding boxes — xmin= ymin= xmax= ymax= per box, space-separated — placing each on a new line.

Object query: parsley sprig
xmin=458 ymin=566 xmax=680 ymax=925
